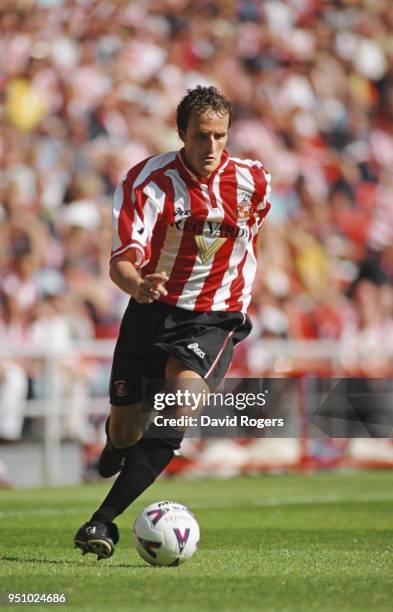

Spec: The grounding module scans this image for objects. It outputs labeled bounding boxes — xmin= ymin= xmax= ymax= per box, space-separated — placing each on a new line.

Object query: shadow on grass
xmin=0 ymin=555 xmax=146 ymax=569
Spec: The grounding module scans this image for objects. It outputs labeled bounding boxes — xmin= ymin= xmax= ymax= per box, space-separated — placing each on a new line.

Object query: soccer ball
xmin=133 ymin=501 xmax=200 ymax=567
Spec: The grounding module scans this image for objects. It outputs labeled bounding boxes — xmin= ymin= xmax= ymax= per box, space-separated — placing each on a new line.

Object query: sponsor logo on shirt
xmin=194 ymin=235 xmax=227 ymax=264
xmin=170 ymin=220 xmax=247 ymax=238
xmin=170 ymin=218 xmax=250 ymax=263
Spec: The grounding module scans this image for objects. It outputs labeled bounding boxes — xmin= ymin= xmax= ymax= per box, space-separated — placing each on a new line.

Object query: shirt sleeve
xmin=110 ymin=176 xmax=164 ymax=268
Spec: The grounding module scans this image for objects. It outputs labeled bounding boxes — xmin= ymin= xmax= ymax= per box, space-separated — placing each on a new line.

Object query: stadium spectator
xmin=1 ymin=0 xmax=392 ymax=444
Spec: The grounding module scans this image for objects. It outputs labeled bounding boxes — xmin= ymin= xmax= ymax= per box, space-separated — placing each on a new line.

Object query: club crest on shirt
xmin=236 ymin=192 xmax=253 ymax=224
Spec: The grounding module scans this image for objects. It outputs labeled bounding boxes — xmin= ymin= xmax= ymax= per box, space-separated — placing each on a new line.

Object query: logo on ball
xmin=133 ymin=501 xmax=200 ymax=567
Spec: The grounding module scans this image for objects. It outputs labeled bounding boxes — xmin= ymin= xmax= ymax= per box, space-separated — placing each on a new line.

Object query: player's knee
xmin=109 ymin=424 xmax=143 ymax=448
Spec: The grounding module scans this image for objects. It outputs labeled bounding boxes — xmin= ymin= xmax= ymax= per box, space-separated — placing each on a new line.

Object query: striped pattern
xmin=111 ymin=149 xmax=271 ymax=312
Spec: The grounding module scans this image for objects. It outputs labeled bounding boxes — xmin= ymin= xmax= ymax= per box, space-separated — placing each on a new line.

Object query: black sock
xmin=91 ymin=424 xmax=183 ymax=524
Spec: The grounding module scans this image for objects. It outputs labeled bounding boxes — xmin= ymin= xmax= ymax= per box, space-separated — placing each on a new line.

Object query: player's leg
xmin=107 ymin=402 xmax=150 ymax=448
xmin=164 ymin=356 xmax=209 ymax=424
xmin=74 ymin=399 xmax=150 ymax=557
xmin=98 ymin=402 xmax=149 ymax=478
xmin=74 ymin=403 xmax=154 ymax=559
xmin=74 ymin=401 xmax=151 ymax=558
xmin=92 ymin=357 xmax=207 ymax=518
xmin=97 ymin=303 xmax=161 ymax=478
xmin=98 ymin=355 xmax=209 ymax=476
xmin=74 ymin=357 xmax=206 ymax=559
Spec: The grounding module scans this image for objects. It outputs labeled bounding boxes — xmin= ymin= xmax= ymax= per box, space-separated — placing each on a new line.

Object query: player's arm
xmin=111 ymin=174 xmax=168 ymax=303
xmin=110 ymin=252 xmax=168 ymax=304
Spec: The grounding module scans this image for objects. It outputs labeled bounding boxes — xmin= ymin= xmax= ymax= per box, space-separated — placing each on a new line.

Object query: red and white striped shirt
xmin=111 ymin=149 xmax=271 ymax=313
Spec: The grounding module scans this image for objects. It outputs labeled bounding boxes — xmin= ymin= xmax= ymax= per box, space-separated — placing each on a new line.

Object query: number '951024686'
xmin=4 ymin=593 xmax=67 ymax=605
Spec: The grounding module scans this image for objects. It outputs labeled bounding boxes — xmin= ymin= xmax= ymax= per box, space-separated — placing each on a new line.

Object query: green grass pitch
xmin=1 ymin=471 xmax=393 ymax=611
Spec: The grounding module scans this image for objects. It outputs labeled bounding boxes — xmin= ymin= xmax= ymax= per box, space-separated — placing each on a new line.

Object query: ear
xmin=178 ymin=129 xmax=186 ymax=143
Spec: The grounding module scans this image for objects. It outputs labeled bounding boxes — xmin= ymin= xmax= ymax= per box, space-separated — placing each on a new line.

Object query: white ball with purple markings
xmin=132 ymin=501 xmax=200 ymax=567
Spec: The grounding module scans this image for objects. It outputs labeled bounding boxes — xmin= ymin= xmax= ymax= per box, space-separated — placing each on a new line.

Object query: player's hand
xmin=134 ymin=272 xmax=168 ymax=304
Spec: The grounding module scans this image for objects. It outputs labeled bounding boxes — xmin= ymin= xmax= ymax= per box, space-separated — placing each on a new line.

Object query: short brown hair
xmin=176 ymin=85 xmax=232 ymax=133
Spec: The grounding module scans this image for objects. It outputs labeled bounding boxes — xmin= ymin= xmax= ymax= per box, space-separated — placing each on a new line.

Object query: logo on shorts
xmin=187 ymin=343 xmax=206 ymax=359
xmin=114 ymin=380 xmax=128 ymax=397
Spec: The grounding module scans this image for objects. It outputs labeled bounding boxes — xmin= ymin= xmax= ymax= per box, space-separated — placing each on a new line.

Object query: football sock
xmin=91 ymin=423 xmax=183 ymax=524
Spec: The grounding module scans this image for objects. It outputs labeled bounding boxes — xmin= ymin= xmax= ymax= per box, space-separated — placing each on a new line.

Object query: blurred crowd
xmin=1 ymin=0 xmax=393 ymax=444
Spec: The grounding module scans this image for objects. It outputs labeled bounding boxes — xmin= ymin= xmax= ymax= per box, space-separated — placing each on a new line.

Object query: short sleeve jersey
xmin=111 ymin=149 xmax=271 ymax=313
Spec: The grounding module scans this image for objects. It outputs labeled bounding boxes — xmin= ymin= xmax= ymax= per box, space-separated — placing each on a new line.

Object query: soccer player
xmin=74 ymin=86 xmax=271 ymax=559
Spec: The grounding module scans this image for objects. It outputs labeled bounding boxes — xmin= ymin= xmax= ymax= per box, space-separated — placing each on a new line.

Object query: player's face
xmin=179 ymin=109 xmax=230 ymax=178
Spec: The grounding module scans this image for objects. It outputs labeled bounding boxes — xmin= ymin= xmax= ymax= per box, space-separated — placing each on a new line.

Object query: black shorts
xmin=109 ymin=299 xmax=252 ymax=405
